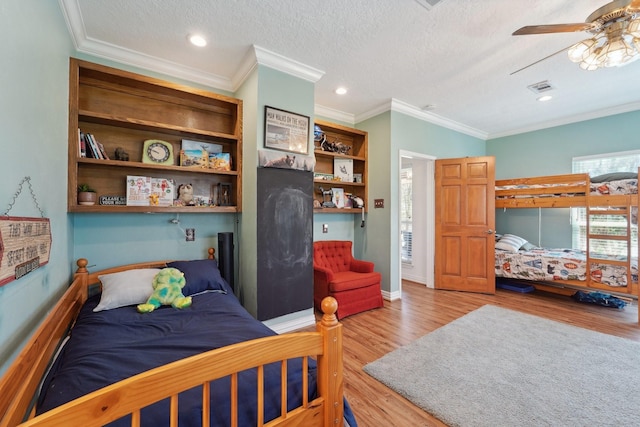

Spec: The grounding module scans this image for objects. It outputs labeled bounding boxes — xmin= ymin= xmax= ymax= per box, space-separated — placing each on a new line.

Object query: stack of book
xmin=78 ymin=129 xmax=110 ymax=160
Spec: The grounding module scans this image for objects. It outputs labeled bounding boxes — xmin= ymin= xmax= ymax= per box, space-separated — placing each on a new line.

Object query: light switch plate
xmin=374 ymin=199 xmax=384 ymax=208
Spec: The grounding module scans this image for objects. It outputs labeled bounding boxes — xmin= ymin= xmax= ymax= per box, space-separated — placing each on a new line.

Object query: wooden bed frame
xmin=495 ymin=171 xmax=639 ymax=312
xmin=0 ymin=250 xmax=344 ymax=427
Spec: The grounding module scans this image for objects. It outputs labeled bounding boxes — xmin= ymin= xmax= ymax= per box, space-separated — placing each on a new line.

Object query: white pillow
xmin=495 ymin=234 xmax=528 ymax=253
xmin=93 ymin=268 xmax=160 ymax=312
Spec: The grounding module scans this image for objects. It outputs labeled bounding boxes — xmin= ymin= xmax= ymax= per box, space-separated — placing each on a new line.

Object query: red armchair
xmin=313 ymin=240 xmax=383 ymax=319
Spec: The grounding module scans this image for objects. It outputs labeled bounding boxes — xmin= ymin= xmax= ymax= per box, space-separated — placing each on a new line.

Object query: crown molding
xmin=357 ymin=99 xmax=488 ymax=140
xmin=231 ymin=47 xmax=260 ymax=91
xmin=252 ymin=46 xmax=325 ymax=83
xmin=232 ymin=46 xmax=325 ymax=92
xmin=58 ymin=0 xmax=83 ymax=50
xmin=314 ymin=104 xmax=355 ymax=124
xmin=59 ymin=0 xmax=232 ymax=90
xmin=390 ymin=99 xmax=488 ymax=140
xmin=487 ymin=101 xmax=640 ymax=139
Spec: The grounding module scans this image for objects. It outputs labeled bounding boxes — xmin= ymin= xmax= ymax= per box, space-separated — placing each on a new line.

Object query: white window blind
xmin=571 ymin=150 xmax=640 ymax=258
xmin=401 ymin=167 xmax=413 ymax=264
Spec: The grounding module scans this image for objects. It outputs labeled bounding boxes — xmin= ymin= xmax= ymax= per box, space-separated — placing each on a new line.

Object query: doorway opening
xmin=399 ymin=151 xmax=435 ymax=290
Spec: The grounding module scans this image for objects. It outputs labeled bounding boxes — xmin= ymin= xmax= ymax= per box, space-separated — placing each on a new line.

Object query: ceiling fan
xmin=512 ymin=0 xmax=640 ymax=73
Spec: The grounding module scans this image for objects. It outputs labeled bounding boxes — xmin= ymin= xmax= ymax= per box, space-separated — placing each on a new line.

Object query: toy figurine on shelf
xmin=177 ymin=183 xmax=195 ymax=206
xmin=318 ymin=186 xmax=336 ymax=208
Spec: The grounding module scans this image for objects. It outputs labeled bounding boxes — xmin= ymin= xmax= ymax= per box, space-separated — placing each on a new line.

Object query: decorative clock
xmin=142 ymin=139 xmax=174 ymax=165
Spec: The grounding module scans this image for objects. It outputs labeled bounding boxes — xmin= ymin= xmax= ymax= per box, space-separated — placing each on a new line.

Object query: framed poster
xmin=264 ymin=106 xmax=310 ymax=155
xmin=331 ymin=188 xmax=345 ymax=208
xmin=334 ymin=158 xmax=353 ymax=183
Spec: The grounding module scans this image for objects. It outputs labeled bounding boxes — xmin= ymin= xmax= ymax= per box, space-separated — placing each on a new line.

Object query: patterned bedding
xmin=496 ymin=178 xmax=637 ymax=198
xmin=495 ymin=247 xmax=638 ymax=287
xmin=590 ymin=178 xmax=638 ymax=196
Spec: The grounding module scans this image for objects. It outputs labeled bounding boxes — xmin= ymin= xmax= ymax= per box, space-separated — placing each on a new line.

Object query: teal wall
xmin=487 ymin=110 xmax=640 ymax=248
xmin=358 ymin=111 xmax=486 ymax=296
xmin=238 ymin=65 xmax=316 ymax=318
xmin=0 ymin=1 xmax=75 ymax=376
xmin=2 ymin=0 xmax=639 ymax=379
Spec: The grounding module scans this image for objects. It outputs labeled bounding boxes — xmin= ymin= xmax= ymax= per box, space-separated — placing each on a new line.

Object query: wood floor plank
xmin=333 ymin=281 xmax=640 ymax=426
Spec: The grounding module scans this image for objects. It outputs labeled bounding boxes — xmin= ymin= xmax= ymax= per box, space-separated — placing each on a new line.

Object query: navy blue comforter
xmin=37 ymin=289 xmax=356 ymax=426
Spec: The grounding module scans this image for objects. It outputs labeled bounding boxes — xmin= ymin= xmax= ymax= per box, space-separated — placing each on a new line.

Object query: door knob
xmin=485 ymin=229 xmax=494 ymax=234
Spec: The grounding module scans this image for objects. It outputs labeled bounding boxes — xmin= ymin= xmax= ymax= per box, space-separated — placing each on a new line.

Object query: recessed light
xmin=188 ymin=34 xmax=207 ymax=47
xmin=537 ymin=95 xmax=553 ymax=102
xmin=335 ymin=87 xmax=347 ymax=95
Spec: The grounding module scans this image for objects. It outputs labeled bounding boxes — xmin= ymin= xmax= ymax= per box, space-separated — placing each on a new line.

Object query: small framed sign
xmin=264 ymin=106 xmax=310 ymax=155
xmin=0 ymin=216 xmax=51 ymax=286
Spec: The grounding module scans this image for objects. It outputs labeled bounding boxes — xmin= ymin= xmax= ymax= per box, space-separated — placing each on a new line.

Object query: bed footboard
xmin=2 ymin=250 xmax=346 ymax=427
xmin=16 ymin=297 xmax=342 ymax=427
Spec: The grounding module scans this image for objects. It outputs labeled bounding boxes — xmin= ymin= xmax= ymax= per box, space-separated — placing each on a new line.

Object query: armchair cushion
xmin=330 ymin=271 xmax=381 ymax=292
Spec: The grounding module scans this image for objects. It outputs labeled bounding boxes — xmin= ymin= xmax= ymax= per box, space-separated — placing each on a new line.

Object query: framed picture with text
xmin=264 ymin=106 xmax=310 ymax=155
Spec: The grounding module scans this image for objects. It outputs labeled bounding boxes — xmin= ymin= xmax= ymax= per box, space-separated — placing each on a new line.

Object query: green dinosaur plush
xmin=137 ymin=267 xmax=192 ymax=313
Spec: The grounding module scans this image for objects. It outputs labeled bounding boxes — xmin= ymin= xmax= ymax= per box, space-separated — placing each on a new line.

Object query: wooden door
xmin=435 ymin=156 xmax=495 ymax=293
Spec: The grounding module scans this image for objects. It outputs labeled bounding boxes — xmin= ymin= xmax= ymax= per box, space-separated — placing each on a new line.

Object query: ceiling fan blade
xmin=510 ymin=45 xmax=571 ymax=75
xmin=513 ymin=23 xmax=595 ymax=35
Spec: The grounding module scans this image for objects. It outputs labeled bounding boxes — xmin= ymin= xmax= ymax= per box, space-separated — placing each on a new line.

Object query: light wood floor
xmin=336 ymin=281 xmax=640 ymax=427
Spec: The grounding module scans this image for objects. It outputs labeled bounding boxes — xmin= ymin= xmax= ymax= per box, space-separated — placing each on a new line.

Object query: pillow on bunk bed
xmin=94 ymin=268 xmax=160 ymax=312
xmin=521 ymin=241 xmax=537 ymax=251
xmin=590 ymin=172 xmax=637 ymax=183
xmin=495 ymin=234 xmax=528 ymax=253
xmin=167 ymin=259 xmax=229 ymax=296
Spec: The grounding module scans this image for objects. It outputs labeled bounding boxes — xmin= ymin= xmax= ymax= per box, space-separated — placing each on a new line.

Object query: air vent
xmin=415 ymin=0 xmax=444 ymax=10
xmin=527 ymin=80 xmax=554 ymax=94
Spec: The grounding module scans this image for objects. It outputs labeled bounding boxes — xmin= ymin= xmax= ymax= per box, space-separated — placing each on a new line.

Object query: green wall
xmin=0 ymin=1 xmax=75 ymax=375
xmin=487 ymin=110 xmax=640 ymax=247
xmin=357 ymin=110 xmax=486 ymax=296
xmin=2 ymin=0 xmax=639 ymax=379
xmin=238 ymin=65 xmax=316 ymax=318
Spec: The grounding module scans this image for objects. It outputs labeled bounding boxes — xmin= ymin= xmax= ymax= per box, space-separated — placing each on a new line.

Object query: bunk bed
xmin=0 ymin=250 xmax=353 ymax=427
xmin=495 ymin=171 xmax=639 ymax=304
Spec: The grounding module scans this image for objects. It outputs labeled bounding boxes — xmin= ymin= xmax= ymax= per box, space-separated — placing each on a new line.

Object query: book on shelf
xmin=151 ymin=178 xmax=175 ymax=207
xmin=83 ymin=133 xmax=101 ymax=159
xmin=95 ymin=139 xmax=110 ymax=160
xmin=126 ymin=176 xmax=152 ymax=206
xmin=78 ymin=129 xmax=86 ymax=158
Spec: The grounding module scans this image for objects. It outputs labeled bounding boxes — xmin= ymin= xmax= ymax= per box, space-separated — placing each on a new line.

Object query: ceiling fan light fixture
xmin=568 ymin=38 xmax=597 ymax=63
xmin=515 ymin=1 xmax=640 ymax=71
xmin=598 ymin=36 xmax=636 ymax=66
xmin=628 ymin=18 xmax=640 ymax=38
xmin=579 ymin=47 xmax=604 ymax=70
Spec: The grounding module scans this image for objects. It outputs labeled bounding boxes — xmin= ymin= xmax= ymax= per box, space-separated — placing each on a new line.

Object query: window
xmin=401 ymin=166 xmax=413 ymax=264
xmin=572 ymin=150 xmax=640 ymax=258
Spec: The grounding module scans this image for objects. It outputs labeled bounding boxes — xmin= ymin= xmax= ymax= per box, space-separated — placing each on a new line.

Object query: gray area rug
xmin=363 ymin=305 xmax=640 ymax=427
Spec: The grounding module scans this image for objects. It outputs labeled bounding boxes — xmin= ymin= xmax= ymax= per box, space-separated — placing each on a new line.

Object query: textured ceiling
xmin=59 ymin=0 xmax=640 ymax=139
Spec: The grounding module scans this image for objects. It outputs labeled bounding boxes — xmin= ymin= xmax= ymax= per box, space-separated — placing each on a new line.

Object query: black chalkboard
xmin=256 ymin=167 xmax=313 ymax=321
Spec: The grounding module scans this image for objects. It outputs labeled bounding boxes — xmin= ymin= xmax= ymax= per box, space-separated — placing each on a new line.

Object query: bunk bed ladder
xmin=585 ymin=198 xmax=632 ymax=293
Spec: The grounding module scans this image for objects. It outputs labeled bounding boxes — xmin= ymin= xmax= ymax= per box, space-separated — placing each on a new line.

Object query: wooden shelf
xmin=68 ymin=59 xmax=243 ymax=213
xmin=77 ymin=158 xmax=239 ymax=176
xmin=312 ymin=120 xmax=368 ymax=214
xmin=313 ymin=208 xmax=364 ymax=214
xmin=314 ymin=149 xmax=365 ymax=162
